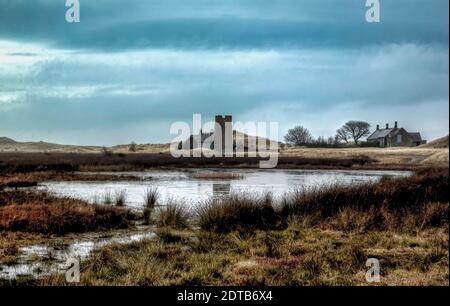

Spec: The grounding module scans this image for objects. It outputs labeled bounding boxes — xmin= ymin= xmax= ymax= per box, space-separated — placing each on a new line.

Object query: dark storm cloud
xmin=0 ymin=0 xmax=447 ymax=50
xmin=0 ymin=0 xmax=448 ymax=145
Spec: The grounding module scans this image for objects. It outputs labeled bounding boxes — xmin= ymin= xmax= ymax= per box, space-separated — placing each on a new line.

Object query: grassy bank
xmin=280 ymin=167 xmax=448 ymax=232
xmin=196 ymin=168 xmax=448 ymax=233
xmin=0 ymin=189 xmax=136 ymax=271
xmin=39 ymin=227 xmax=448 ymax=286
xmin=0 ymin=171 xmax=144 ymax=189
xmin=0 ymin=190 xmax=135 ymax=234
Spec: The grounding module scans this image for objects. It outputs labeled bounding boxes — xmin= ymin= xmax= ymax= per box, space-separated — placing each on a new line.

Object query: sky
xmin=0 ymin=0 xmax=448 ymax=146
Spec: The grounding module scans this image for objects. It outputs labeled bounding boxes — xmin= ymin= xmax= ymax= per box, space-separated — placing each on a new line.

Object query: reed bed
xmin=195 ymin=168 xmax=449 ymax=233
xmin=197 ymin=193 xmax=284 ymax=233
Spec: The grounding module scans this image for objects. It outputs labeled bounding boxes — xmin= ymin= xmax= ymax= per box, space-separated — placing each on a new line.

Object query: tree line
xmin=284 ymin=121 xmax=372 ymax=147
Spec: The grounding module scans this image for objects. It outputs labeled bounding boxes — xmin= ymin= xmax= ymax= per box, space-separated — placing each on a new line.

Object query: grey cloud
xmin=1 ymin=43 xmax=448 ymax=144
xmin=0 ymin=1 xmax=448 ymax=145
xmin=0 ymin=0 xmax=447 ymax=51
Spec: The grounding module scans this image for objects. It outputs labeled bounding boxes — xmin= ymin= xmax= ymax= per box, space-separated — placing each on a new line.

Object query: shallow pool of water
xmin=37 ymin=169 xmax=411 ymax=208
xmin=0 ymin=230 xmax=155 ymax=280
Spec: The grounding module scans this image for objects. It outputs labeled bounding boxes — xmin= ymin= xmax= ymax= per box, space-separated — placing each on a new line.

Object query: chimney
xmin=386 ymin=123 xmax=389 ymax=129
xmin=376 ymin=124 xmax=379 ymax=130
xmin=394 ymin=121 xmax=398 ymax=128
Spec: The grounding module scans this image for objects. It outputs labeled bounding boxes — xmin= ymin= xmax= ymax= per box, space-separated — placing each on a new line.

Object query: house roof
xmin=409 ymin=133 xmax=422 ymax=142
xmin=367 ymin=128 xmax=394 ymax=140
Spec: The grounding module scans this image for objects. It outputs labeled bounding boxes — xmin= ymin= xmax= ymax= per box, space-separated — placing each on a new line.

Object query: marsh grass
xmin=38 ymin=227 xmax=449 ymax=286
xmin=144 ymin=187 xmax=159 ymax=209
xmin=142 ymin=208 xmax=153 ymax=225
xmin=156 ymin=203 xmax=190 ymax=229
xmin=196 ymin=193 xmax=285 ymax=233
xmin=264 ymin=231 xmax=292 ymax=258
xmin=281 ymin=168 xmax=448 ymax=219
xmin=103 ymin=192 xmax=113 ymax=205
xmin=3 ymin=168 xmax=448 ymax=285
xmin=0 ymin=190 xmax=133 ymax=233
xmin=114 ymin=190 xmax=126 ymax=207
xmin=194 ymin=169 xmax=448 ymax=234
xmin=280 ymin=168 xmax=448 ymax=232
xmin=142 ymin=188 xmax=159 ymax=225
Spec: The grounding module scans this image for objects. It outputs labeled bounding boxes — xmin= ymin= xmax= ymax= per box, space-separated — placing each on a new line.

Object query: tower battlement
xmin=214 ymin=115 xmax=232 ymax=156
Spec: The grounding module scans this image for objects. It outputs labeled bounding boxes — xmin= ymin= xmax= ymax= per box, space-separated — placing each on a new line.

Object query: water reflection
xmin=38 ymin=169 xmax=412 ymax=208
xmin=0 ymin=230 xmax=155 ymax=280
xmin=212 ymin=183 xmax=231 ymax=198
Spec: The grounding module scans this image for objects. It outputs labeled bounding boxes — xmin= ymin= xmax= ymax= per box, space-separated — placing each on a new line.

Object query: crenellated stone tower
xmin=214 ymin=115 xmax=232 ymax=156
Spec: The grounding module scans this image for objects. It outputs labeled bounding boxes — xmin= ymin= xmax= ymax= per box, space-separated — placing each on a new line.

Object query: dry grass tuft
xmin=142 ymin=187 xmax=159 ymax=225
xmin=114 ymin=190 xmax=127 ymax=207
xmin=156 ymin=203 xmax=190 ymax=229
xmin=196 ymin=193 xmax=285 ymax=233
xmin=144 ymin=187 xmax=159 ymax=209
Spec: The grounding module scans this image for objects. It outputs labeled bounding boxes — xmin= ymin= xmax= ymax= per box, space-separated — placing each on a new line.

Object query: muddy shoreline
xmin=0 ymin=226 xmax=155 ymax=281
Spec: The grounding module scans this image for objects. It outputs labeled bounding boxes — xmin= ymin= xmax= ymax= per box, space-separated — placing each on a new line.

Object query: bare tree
xmin=335 ymin=121 xmax=371 ymax=145
xmin=315 ymin=136 xmax=326 ymax=145
xmin=335 ymin=128 xmax=350 ymax=144
xmin=284 ymin=126 xmax=313 ymax=146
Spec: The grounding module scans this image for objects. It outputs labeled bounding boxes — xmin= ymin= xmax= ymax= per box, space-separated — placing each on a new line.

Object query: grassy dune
xmin=282 ymin=147 xmax=448 ymax=167
xmin=420 ymin=135 xmax=449 ymax=149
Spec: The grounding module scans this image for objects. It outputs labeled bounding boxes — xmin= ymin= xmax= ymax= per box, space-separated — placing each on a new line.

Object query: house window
xmin=396 ymin=134 xmax=402 ymax=144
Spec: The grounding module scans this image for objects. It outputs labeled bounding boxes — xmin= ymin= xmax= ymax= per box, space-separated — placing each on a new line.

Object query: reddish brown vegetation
xmin=0 ymin=171 xmax=140 ymax=190
xmin=0 ymin=190 xmax=133 ymax=234
xmin=0 ymin=152 xmax=372 ymax=174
